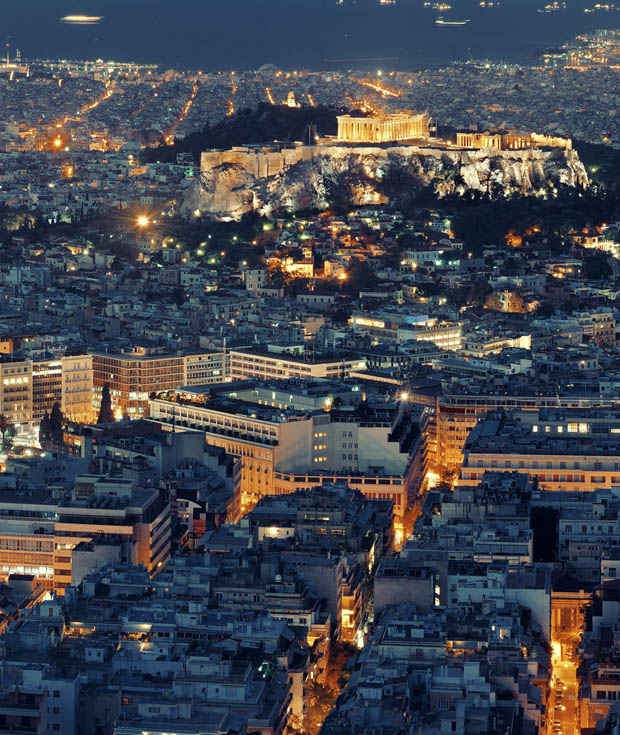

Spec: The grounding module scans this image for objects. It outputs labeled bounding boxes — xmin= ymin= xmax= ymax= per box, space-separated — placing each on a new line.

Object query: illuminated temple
xmin=336 ymin=111 xmax=430 ymax=143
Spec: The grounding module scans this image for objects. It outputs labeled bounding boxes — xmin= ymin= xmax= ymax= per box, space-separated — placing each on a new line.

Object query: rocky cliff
xmin=182 ymin=144 xmax=588 ymax=220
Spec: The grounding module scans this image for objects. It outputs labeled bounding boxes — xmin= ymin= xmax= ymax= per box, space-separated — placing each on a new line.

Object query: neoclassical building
xmin=337 ymin=111 xmax=431 ymax=143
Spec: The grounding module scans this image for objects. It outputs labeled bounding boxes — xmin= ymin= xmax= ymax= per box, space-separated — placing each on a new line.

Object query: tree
xmin=582 ymin=252 xmax=612 ymax=280
xmin=343 ymin=257 xmax=378 ymax=293
xmin=39 ymin=411 xmax=52 ymax=446
xmin=267 ymin=263 xmax=287 ymax=288
xmin=49 ymin=402 xmax=64 ymax=445
xmin=0 ymin=414 xmax=12 ymax=452
xmin=469 ymin=277 xmax=493 ymax=307
xmin=172 ymin=286 xmax=186 ymax=306
xmin=97 ymin=383 xmax=115 ymax=424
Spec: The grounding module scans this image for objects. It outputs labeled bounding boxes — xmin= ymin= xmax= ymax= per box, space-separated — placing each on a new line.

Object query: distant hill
xmin=144 ymin=103 xmax=346 ymax=163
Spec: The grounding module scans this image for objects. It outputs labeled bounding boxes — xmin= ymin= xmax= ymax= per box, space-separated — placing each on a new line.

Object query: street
xmin=549 ymin=599 xmax=586 ymax=735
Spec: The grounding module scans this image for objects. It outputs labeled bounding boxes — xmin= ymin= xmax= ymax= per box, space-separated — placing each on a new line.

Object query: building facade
xmin=337 ymin=112 xmax=430 ymax=143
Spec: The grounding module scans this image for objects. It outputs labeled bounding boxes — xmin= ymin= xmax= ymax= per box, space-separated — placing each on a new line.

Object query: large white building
xmin=148 ymin=380 xmax=427 ymax=534
xmin=227 ymin=347 xmax=366 ymax=381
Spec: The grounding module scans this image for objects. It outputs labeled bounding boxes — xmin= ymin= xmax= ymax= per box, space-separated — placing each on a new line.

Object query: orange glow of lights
xmin=506 ymin=231 xmax=523 ymax=247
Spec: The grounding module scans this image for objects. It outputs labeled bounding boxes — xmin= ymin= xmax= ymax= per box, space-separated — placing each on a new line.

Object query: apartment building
xmin=349 ymin=312 xmax=462 ymax=350
xmin=60 ymin=355 xmax=94 ymax=423
xmin=460 ymin=408 xmax=620 ymax=492
xmin=0 ymin=477 xmax=170 ymax=594
xmin=412 ymin=375 xmax=616 ymax=473
xmin=531 ymin=487 xmax=620 ymax=585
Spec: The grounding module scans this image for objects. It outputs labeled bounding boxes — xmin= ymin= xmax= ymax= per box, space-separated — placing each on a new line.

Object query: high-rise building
xmin=92 ymin=350 xmax=226 ymax=418
xmin=0 ymin=355 xmax=93 ymax=427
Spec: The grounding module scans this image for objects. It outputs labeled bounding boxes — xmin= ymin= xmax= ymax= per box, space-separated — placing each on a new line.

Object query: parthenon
xmin=337 ymin=111 xmax=430 ymax=143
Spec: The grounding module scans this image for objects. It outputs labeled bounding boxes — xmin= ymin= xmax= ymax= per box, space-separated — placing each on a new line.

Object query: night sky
xmin=3 ymin=0 xmax=620 ymax=69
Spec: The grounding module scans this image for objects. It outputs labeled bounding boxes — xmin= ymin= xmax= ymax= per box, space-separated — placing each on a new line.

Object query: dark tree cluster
xmin=39 ymin=402 xmax=64 ymax=447
xmin=144 ymin=103 xmax=343 ymax=164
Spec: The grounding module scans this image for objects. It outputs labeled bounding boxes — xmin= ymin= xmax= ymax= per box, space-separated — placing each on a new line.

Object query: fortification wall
xmin=186 ymin=142 xmax=588 ymax=221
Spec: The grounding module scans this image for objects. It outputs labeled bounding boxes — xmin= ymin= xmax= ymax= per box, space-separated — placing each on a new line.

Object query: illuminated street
xmin=550 ymin=597 xmax=587 ymax=735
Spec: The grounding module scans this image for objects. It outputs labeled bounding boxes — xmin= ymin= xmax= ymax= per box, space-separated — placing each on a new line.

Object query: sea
xmin=4 ymin=0 xmax=620 ymax=70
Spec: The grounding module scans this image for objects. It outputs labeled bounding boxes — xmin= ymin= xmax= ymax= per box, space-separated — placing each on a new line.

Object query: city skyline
xmin=0 ymin=7 xmax=620 ymax=735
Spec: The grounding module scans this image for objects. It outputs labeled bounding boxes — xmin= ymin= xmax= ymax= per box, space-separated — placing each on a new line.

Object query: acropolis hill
xmin=182 ymin=111 xmax=588 ymax=220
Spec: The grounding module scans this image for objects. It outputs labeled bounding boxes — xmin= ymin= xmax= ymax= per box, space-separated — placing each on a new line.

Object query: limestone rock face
xmin=181 ymin=144 xmax=588 ymax=221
